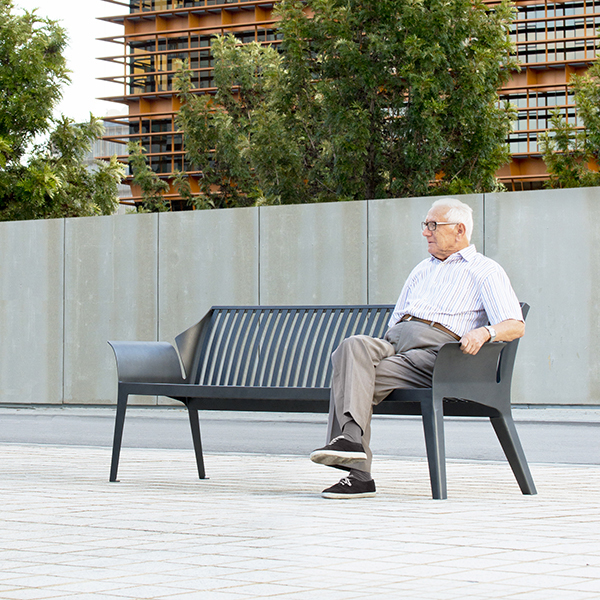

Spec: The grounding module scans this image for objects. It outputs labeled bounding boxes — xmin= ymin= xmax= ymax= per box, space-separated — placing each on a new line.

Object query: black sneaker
xmin=310 ymin=435 xmax=367 ymax=466
xmin=322 ymin=477 xmax=376 ymax=499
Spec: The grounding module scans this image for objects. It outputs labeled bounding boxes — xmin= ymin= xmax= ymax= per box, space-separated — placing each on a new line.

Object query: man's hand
xmin=460 ymin=319 xmax=525 ymax=355
xmin=459 ymin=327 xmax=489 ymax=355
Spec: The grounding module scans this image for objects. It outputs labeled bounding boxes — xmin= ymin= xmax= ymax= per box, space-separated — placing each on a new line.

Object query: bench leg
xmin=421 ymin=396 xmax=447 ymax=500
xmin=490 ymin=415 xmax=537 ymax=495
xmin=109 ymin=387 xmax=128 ymax=482
xmin=187 ymin=405 xmax=206 ymax=479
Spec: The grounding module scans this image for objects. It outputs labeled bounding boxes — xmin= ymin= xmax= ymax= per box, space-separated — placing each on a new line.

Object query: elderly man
xmin=310 ymin=197 xmax=525 ymax=498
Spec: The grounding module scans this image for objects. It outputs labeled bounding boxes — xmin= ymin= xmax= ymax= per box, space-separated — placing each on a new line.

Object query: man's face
xmin=422 ymin=207 xmax=464 ymax=260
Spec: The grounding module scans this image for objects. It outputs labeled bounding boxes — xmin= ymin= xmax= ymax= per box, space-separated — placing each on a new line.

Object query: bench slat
xmin=263 ymin=309 xmax=294 ymax=386
xmin=307 ymin=308 xmax=334 ymax=387
xmin=220 ymin=310 xmax=249 ymax=386
xmin=303 ymin=308 xmax=333 ymax=387
xmin=224 ymin=310 xmax=245 ymax=386
xmin=197 ymin=309 xmax=228 ymax=385
xmin=272 ymin=310 xmax=302 ymax=387
xmin=279 ymin=309 xmax=309 ymax=387
xmin=287 ymin=309 xmax=314 ymax=387
xmin=271 ymin=308 xmax=296 ymax=387
xmin=251 ymin=310 xmax=275 ymax=386
xmin=232 ymin=309 xmax=261 ymax=386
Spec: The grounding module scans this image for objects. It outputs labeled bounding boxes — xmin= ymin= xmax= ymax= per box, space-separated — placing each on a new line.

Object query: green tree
xmin=539 ymin=110 xmax=600 ymax=189
xmin=540 ymin=61 xmax=600 ymax=189
xmin=127 ymin=141 xmax=170 ymax=212
xmin=174 ymin=41 xmax=292 ymax=208
xmin=572 ymin=60 xmax=600 ymax=158
xmin=0 ymin=0 xmax=124 ymax=220
xmin=172 ymin=0 xmax=517 ymax=208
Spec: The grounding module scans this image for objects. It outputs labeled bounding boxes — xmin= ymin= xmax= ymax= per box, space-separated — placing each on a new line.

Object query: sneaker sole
xmin=309 ymin=449 xmax=367 ymax=465
xmin=322 ymin=490 xmax=377 ymax=499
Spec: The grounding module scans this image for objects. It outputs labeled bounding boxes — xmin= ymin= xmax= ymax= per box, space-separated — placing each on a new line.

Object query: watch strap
xmin=484 ymin=325 xmax=496 ymax=342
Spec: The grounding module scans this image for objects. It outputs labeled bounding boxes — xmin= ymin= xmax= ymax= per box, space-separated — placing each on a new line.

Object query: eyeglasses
xmin=421 ymin=221 xmax=459 ymax=231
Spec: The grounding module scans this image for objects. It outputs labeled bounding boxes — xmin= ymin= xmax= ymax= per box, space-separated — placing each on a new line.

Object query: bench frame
xmin=109 ymin=303 xmax=536 ymax=499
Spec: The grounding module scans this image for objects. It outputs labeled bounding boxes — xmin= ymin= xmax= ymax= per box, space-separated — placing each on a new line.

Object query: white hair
xmin=430 ymin=197 xmax=474 ymax=242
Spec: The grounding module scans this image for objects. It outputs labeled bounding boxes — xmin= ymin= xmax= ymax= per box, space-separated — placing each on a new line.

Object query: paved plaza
xmin=2 ymin=421 xmax=600 ymax=600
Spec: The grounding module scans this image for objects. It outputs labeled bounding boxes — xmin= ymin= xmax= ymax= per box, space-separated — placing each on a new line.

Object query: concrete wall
xmin=0 ymin=188 xmax=598 ymax=406
xmin=0 ymin=219 xmax=64 ymax=404
xmin=64 ymin=214 xmax=158 ymax=405
xmin=485 ymin=188 xmax=600 ymax=406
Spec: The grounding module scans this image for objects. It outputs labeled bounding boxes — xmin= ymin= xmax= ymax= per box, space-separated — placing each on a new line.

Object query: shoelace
xmin=339 ymin=478 xmax=353 ymax=487
xmin=329 ymin=435 xmax=346 ymax=444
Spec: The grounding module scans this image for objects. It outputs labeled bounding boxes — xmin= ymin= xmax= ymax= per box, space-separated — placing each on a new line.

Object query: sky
xmin=13 ymin=0 xmax=127 ymax=121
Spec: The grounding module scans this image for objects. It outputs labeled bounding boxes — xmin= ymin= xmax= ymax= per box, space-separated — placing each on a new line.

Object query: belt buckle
xmin=404 ymin=315 xmax=413 ymax=322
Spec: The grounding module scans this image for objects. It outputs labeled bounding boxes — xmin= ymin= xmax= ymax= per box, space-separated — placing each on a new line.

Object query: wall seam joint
xmin=258 ymin=206 xmax=261 ymax=306
xmin=157 ymin=213 xmax=160 ymax=342
xmin=366 ymin=200 xmax=370 ymax=304
xmin=62 ymin=218 xmax=67 ymax=405
xmin=156 ymin=214 xmax=161 ymax=406
xmin=482 ymin=193 xmax=486 ymax=256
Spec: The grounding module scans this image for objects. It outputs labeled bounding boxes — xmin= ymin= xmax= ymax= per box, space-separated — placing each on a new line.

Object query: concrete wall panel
xmin=259 ymin=202 xmax=368 ymax=305
xmin=0 ymin=219 xmax=64 ymax=404
xmin=63 ymin=214 xmax=158 ymax=405
xmin=157 ymin=208 xmax=259 ymax=406
xmin=485 ymin=188 xmax=600 ymax=405
xmin=367 ymin=195 xmax=484 ymax=304
xmin=158 ymin=208 xmax=259 ymax=343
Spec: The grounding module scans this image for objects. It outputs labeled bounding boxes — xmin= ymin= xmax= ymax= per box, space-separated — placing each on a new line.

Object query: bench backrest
xmin=186 ymin=305 xmax=393 ymax=388
xmin=174 ymin=302 xmax=529 ymax=390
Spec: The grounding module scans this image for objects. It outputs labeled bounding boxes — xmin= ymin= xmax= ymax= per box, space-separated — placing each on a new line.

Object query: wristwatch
xmin=484 ymin=325 xmax=497 ymax=342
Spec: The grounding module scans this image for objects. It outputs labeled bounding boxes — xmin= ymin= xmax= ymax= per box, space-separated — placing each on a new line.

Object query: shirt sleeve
xmin=479 ymin=266 xmax=524 ymax=325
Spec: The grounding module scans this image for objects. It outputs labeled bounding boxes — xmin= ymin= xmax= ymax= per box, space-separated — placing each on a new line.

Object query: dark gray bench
xmin=108 ymin=303 xmax=536 ymax=499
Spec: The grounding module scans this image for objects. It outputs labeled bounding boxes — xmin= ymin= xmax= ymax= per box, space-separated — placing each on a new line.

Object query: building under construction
xmin=99 ymin=0 xmax=600 ymax=205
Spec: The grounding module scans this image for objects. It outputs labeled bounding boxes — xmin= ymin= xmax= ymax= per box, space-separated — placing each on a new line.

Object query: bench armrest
xmin=433 ymin=341 xmax=507 ymax=383
xmin=108 ymin=341 xmax=185 ymax=384
xmin=432 ymin=341 xmax=510 ymax=409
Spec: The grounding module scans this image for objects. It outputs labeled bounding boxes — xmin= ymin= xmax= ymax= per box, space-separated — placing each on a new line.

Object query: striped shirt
xmin=388 ymin=245 xmax=523 ymax=337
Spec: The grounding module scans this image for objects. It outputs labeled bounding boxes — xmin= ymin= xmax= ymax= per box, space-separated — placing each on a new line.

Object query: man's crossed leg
xmin=310 ymin=323 xmax=454 ymax=498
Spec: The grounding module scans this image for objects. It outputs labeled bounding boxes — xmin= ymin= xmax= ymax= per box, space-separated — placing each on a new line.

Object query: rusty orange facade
xmin=100 ymin=0 xmax=281 ymax=206
xmin=492 ymin=0 xmax=600 ymax=189
xmin=99 ymin=0 xmax=600 ymax=203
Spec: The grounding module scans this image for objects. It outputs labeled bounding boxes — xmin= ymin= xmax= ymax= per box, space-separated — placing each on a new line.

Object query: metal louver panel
xmin=196 ymin=305 xmax=394 ymax=388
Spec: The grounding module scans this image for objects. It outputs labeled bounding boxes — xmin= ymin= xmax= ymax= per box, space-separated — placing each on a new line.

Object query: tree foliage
xmin=540 ymin=61 xmax=600 ymax=189
xmin=573 ymin=60 xmax=600 ymax=158
xmin=171 ymin=0 xmax=517 ymax=208
xmin=539 ymin=111 xmax=600 ymax=189
xmin=127 ymin=142 xmax=170 ymax=212
xmin=0 ymin=0 xmax=124 ymax=221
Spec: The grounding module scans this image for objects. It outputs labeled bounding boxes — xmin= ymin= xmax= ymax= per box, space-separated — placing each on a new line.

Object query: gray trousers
xmin=329 ymin=321 xmax=457 ymax=472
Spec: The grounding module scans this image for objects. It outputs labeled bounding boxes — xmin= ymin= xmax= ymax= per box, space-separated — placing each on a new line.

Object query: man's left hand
xmin=460 ymin=319 xmax=525 ymax=354
xmin=459 ymin=327 xmax=489 ymax=355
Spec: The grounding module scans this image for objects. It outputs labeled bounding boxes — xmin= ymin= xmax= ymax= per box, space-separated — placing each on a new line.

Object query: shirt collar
xmin=430 ymin=244 xmax=476 ymax=264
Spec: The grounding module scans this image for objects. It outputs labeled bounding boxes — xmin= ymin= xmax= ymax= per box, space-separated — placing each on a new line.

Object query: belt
xmin=400 ymin=315 xmax=461 ymax=341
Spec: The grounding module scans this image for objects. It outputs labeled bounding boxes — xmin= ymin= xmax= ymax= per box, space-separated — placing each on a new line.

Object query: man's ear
xmin=456 ymin=223 xmax=466 ymax=238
